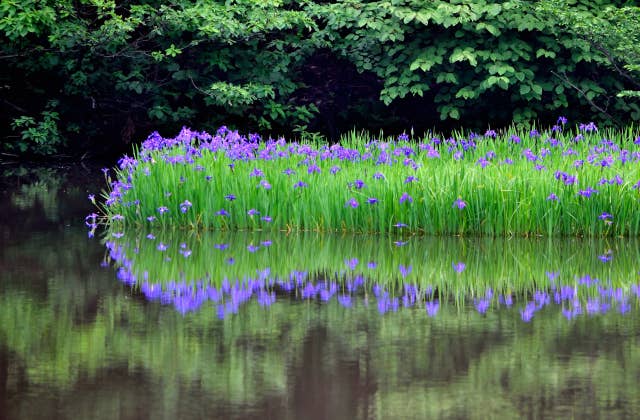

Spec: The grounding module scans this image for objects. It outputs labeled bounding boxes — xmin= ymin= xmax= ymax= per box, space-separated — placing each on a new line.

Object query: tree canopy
xmin=1 ymin=0 xmax=638 ymax=156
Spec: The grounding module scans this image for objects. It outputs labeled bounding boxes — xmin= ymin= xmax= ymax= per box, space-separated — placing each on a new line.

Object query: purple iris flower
xmin=216 ymin=209 xmax=229 ymax=216
xmin=157 ymin=206 xmax=169 ymax=214
xmin=453 ymin=198 xmax=467 ymax=209
xmin=294 ymin=181 xmax=307 ymax=189
xmin=405 ymin=176 xmax=418 ymax=184
xmin=308 ymin=163 xmax=321 ymax=174
xmin=180 ymin=200 xmax=192 ymax=213
xmin=345 ymin=198 xmax=359 ymax=208
xmin=547 ymin=193 xmax=559 ymax=201
xmin=249 ymin=168 xmax=264 ymax=177
xmin=577 ymin=187 xmax=599 ymax=198
xmin=399 ymin=192 xmax=413 ymax=204
xmin=259 ymin=180 xmax=271 ymax=189
xmin=367 ymin=197 xmax=378 ymax=205
xmin=225 ymin=194 xmax=236 ymax=201
xmin=598 ymin=212 xmax=613 ymax=221
xmin=247 ymin=208 xmax=260 ymax=216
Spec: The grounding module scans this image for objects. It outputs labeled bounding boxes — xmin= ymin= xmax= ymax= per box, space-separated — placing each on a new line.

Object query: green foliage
xmin=537 ymin=1 xmax=640 ymax=118
xmin=1 ymin=0 xmax=639 ymax=156
xmin=10 ymin=101 xmax=65 ymax=155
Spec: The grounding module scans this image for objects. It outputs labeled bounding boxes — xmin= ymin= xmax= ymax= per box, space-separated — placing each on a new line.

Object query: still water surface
xmin=1 ymin=165 xmax=640 ymax=419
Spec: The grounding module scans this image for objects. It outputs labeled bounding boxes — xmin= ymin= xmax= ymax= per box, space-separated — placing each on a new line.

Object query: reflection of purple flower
xmin=399 ymin=264 xmax=412 ymax=278
xmin=338 ymin=295 xmax=352 ymax=307
xmin=475 ymin=298 xmax=490 ymax=314
xmin=425 ymin=300 xmax=439 ymax=317
xmin=499 ymin=294 xmax=513 ymax=307
xmin=452 ymin=262 xmax=466 ymax=273
xmin=520 ymin=302 xmax=536 ymax=322
xmin=344 ymin=258 xmax=359 ymax=270
xmin=598 ymin=252 xmax=612 ymax=263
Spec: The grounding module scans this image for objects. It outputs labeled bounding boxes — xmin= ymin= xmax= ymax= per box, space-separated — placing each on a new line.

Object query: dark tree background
xmin=1 ymin=0 xmax=638 ymax=158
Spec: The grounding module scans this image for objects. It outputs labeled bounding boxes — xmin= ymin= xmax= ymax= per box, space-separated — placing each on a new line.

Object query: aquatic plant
xmin=103 ymin=230 xmax=640 ymax=321
xmin=98 ymin=120 xmax=640 ymax=235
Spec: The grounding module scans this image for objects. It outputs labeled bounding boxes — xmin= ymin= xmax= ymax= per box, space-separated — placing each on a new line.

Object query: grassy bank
xmin=97 ymin=120 xmax=640 ymax=235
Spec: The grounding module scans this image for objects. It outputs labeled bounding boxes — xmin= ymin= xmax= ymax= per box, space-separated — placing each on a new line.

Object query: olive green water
xmin=1 ymin=165 xmax=640 ymax=419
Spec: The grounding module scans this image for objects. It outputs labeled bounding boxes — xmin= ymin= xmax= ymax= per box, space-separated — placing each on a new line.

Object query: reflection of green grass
xmin=104 ymin=127 xmax=640 ymax=235
xmin=3 ymin=227 xmax=640 ymax=417
xmin=105 ymin=230 xmax=640 ymax=297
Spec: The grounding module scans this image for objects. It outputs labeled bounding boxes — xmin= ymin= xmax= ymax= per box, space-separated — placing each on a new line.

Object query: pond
xmin=2 ymin=165 xmax=640 ymax=419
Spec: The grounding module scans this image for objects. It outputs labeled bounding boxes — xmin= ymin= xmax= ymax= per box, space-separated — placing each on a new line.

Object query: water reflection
xmin=104 ymin=231 xmax=640 ymax=323
xmin=2 ymin=166 xmax=640 ymax=418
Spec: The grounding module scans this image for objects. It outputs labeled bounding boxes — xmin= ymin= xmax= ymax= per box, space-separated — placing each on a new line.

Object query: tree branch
xmin=551 ymin=70 xmax=621 ymax=125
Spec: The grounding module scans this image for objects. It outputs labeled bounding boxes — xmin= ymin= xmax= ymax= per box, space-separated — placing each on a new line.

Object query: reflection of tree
xmin=0 ymin=164 xmax=102 ymax=238
xmin=2 ymin=217 xmax=640 ymax=417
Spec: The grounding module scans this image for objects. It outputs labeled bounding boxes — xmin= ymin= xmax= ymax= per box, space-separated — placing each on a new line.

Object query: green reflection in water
xmin=1 ymin=228 xmax=640 ymax=418
xmin=104 ymin=230 xmax=640 ymax=297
